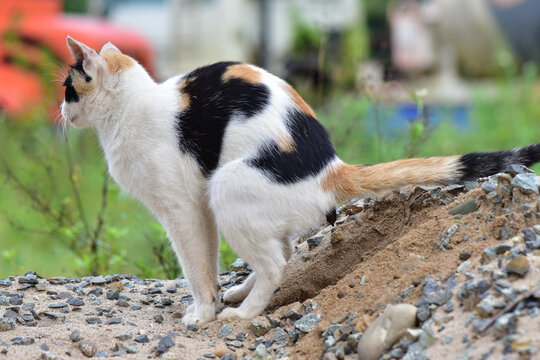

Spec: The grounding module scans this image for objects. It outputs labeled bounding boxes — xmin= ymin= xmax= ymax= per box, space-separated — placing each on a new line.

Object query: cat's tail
xmin=324 ymin=143 xmax=540 ymax=203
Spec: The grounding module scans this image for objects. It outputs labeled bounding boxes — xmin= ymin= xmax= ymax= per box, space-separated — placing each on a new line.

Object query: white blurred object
xmin=388 ymin=0 xmax=435 ymax=74
xmin=106 ymin=0 xmax=363 ymax=78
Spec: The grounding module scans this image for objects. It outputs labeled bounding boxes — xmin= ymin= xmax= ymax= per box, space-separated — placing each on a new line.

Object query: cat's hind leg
xmin=209 ymin=160 xmax=301 ymax=319
xmin=223 ymin=237 xmax=292 ymax=304
xmin=223 ymin=273 xmax=257 ymax=304
xmin=218 ymin=236 xmax=287 ymax=320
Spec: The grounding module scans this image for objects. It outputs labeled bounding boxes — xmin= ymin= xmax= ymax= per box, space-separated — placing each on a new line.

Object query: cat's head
xmin=61 ymin=36 xmax=136 ymax=128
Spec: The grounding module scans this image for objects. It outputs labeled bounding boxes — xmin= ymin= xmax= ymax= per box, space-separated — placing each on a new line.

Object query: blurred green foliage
xmin=63 ymin=0 xmax=88 ymax=14
xmin=0 ymin=116 xmax=238 ymax=278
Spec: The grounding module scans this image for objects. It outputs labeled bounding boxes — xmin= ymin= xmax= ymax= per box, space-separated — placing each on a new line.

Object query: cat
xmin=61 ymin=36 xmax=540 ymax=326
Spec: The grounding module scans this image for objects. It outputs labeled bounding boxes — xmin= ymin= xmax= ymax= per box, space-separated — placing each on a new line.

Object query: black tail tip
xmin=459 ymin=143 xmax=540 ymax=181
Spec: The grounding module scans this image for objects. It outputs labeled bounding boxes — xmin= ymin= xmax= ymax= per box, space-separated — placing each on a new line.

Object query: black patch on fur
xmin=176 ymin=61 xmax=270 ymax=175
xmin=63 ymin=58 xmax=92 ymax=103
xmin=62 ymin=75 xmax=79 ymax=103
xmin=326 ymin=208 xmax=337 ymax=226
xmin=247 ymin=108 xmax=336 ymax=183
xmin=459 ymin=143 xmax=540 ymax=181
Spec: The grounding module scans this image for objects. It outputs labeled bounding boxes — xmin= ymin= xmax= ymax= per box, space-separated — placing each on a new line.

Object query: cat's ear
xmin=101 ymin=42 xmax=121 ymax=54
xmin=66 ymin=36 xmax=104 ymax=76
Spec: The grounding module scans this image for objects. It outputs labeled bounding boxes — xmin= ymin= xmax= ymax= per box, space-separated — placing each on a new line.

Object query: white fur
xmin=61 ymin=38 xmax=339 ymax=325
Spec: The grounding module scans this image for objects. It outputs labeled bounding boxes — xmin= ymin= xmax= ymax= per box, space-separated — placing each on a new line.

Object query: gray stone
xmin=457 ymin=260 xmax=471 ymax=272
xmin=273 ymin=327 xmax=288 ymax=343
xmin=0 ymin=318 xmax=15 ymax=331
xmin=357 ymin=304 xmax=417 ymax=360
xmin=90 ymin=276 xmax=107 ymax=285
xmin=511 ymin=173 xmax=539 ymax=194
xmin=323 ymin=324 xmax=341 ymax=338
xmin=70 ymin=329 xmax=81 ymax=342
xmin=106 ymin=317 xmax=122 ymax=325
xmin=85 ymin=317 xmax=101 ymax=325
xmin=389 ymin=348 xmax=404 ymax=358
xmin=187 ymin=324 xmax=199 ymax=332
xmin=174 ymin=279 xmax=189 ymax=288
xmin=134 ymin=335 xmax=149 ymax=343
xmin=253 ymin=343 xmax=267 ymax=360
xmin=126 ymin=343 xmax=137 ymax=354
xmin=448 ymin=199 xmax=478 ymax=215
xmin=218 ymin=324 xmax=233 ymax=338
xmin=224 ymin=339 xmax=243 ymax=348
xmin=156 ymin=335 xmax=175 ymax=354
xmin=18 ymin=276 xmax=38 ymax=285
xmin=482 ymin=247 xmax=497 ymax=263
xmin=307 ymin=236 xmax=323 ymax=250
xmin=0 ymin=280 xmax=12 ymax=287
xmin=67 ymin=297 xmax=84 ymax=307
xmin=41 ymin=351 xmax=57 ymax=360
xmin=230 ymin=258 xmax=248 ymax=271
xmin=79 ymin=339 xmax=97 ymax=357
xmin=474 ymin=279 xmax=491 ymax=294
xmin=495 ymin=243 xmax=512 ymax=255
xmin=251 ymin=321 xmax=271 ymax=336
xmin=295 ymin=313 xmax=321 ymax=333
xmin=12 ymin=337 xmax=34 ymax=345
xmin=505 ymin=164 xmax=533 ymax=175
xmin=480 ymin=181 xmax=497 ymax=193
xmin=0 ymin=295 xmax=9 ymax=306
xmin=523 ymin=228 xmax=540 ymax=249
xmin=323 ymin=335 xmax=336 ymax=350
xmin=115 ymin=332 xmax=133 ymax=340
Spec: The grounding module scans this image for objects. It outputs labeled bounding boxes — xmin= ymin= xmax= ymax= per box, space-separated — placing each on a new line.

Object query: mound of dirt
xmin=1 ymin=170 xmax=539 ymax=360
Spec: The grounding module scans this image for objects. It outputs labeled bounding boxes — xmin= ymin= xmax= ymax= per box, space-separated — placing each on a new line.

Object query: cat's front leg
xmin=161 ymin=206 xmax=220 ymax=326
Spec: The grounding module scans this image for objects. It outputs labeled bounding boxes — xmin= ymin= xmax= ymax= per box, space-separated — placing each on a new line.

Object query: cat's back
xmin=174 ymin=61 xmax=335 ymax=180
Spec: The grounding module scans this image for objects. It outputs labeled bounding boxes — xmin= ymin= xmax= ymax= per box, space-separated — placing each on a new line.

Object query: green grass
xmin=1 ymin=75 xmax=538 ymax=279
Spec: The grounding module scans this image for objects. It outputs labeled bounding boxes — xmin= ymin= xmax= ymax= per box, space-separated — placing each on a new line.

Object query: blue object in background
xmin=365 ymin=102 xmax=470 ymax=138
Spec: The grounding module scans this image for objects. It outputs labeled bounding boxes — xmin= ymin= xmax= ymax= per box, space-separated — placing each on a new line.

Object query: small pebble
xmin=295 ymin=313 xmax=321 ymax=333
xmin=134 ymin=334 xmax=149 ymax=343
xmin=506 ymin=255 xmax=529 ymax=276
xmin=70 ymin=329 xmax=81 ymax=342
xmin=79 ymin=339 xmax=97 ymax=357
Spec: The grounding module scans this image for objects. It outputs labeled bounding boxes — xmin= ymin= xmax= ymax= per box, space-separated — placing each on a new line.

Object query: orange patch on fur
xmin=179 ymin=93 xmax=190 ymax=109
xmin=102 ymin=52 xmax=134 ymax=73
xmin=177 ymin=78 xmax=196 ymax=110
xmin=222 ymin=64 xmax=261 ymax=84
xmin=323 ymin=156 xmax=461 ymax=202
xmin=283 ymin=83 xmax=316 ymax=118
xmin=276 ymin=134 xmax=296 ymax=153
xmin=72 ymin=77 xmax=95 ymax=97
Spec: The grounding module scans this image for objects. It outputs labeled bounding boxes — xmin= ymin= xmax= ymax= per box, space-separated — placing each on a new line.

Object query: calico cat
xmin=61 ymin=36 xmax=540 ymax=326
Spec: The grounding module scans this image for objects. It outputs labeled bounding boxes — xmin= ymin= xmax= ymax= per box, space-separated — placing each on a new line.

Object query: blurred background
xmin=0 ymin=0 xmax=539 ymax=278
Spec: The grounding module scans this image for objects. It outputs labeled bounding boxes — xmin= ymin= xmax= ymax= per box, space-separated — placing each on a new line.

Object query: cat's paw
xmin=217 ymin=307 xmax=255 ymax=321
xmin=223 ymin=285 xmax=248 ymax=303
xmin=182 ymin=303 xmax=216 ymax=326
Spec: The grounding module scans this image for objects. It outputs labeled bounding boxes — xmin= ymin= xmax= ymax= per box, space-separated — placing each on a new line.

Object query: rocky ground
xmin=1 ymin=166 xmax=539 ymax=360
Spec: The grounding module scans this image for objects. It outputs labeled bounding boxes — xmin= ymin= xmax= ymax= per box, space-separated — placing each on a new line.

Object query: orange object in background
xmin=0 ymin=0 xmax=155 ymax=120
